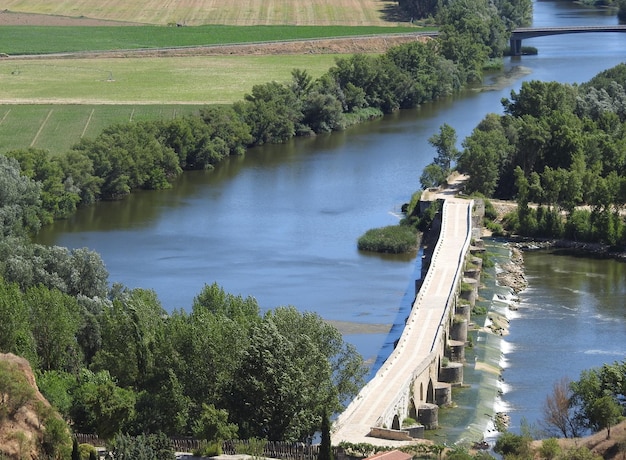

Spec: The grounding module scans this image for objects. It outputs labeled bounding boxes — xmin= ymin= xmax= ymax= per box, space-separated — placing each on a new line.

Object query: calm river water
xmin=36 ymin=0 xmax=626 ymax=443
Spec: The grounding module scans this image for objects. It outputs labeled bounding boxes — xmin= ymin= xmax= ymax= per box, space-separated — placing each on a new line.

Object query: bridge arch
xmin=409 ymin=399 xmax=417 ymax=420
xmin=392 ymin=414 xmax=401 ymax=430
xmin=426 ymin=379 xmax=434 ymax=404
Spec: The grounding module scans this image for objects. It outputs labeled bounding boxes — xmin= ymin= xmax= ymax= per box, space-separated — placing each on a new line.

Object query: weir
xmin=332 ymin=182 xmax=483 ymax=445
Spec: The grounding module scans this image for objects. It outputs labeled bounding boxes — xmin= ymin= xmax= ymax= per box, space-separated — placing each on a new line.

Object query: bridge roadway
xmin=332 ymin=189 xmax=473 ymax=445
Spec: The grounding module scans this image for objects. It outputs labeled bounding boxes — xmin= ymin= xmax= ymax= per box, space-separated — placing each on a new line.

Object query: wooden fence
xmin=75 ymin=434 xmax=337 ymax=460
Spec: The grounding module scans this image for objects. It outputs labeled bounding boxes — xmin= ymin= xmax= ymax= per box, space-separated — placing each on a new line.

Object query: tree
xmin=235 ymin=81 xmax=303 ymax=145
xmin=26 ymin=285 xmax=81 ymax=372
xmin=227 ymin=320 xmax=307 ymax=441
xmin=0 ymin=277 xmax=37 ymax=364
xmin=72 ymin=437 xmax=80 ymax=460
xmin=92 ymin=287 xmax=167 ymax=388
xmin=459 ymin=126 xmax=511 ymax=196
xmin=318 ymin=410 xmax=333 ymax=460
xmin=71 ymin=374 xmax=136 ymax=440
xmin=589 ymin=395 xmax=622 ymax=439
xmin=542 ymin=377 xmax=581 ymax=438
xmin=429 ymin=124 xmax=460 ymax=176
xmin=570 ymin=361 xmax=626 ymax=435
xmin=0 ymin=154 xmax=43 ymax=237
xmin=7 ymin=148 xmax=81 ymax=222
xmin=192 ymin=404 xmax=238 ymax=443
xmin=420 ymin=163 xmax=446 ymax=189
xmin=227 ymin=307 xmax=365 ymax=441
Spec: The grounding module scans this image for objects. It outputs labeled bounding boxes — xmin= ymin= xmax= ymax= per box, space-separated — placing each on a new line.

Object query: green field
xmin=1 ymin=54 xmax=339 ymax=103
xmin=0 ymin=54 xmax=340 ymax=154
xmin=0 ymin=105 xmax=203 ymax=155
xmin=1 ymin=25 xmax=423 ymax=55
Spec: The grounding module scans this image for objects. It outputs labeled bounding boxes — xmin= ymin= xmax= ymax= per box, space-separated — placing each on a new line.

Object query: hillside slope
xmin=0 ymin=353 xmax=71 ymax=460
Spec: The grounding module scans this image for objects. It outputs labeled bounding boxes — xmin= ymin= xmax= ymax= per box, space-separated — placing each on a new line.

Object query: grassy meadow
xmin=0 ymin=105 xmax=202 ymax=155
xmin=0 ymin=54 xmax=340 ymax=154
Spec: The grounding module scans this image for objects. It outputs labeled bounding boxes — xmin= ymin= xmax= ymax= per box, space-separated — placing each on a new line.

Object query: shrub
xmin=357 ymin=225 xmax=419 ymax=254
xmin=402 ymin=417 xmax=417 ymax=427
xmin=556 ymin=446 xmax=602 ymax=460
xmin=540 ymin=438 xmax=561 ymax=460
xmin=194 ymin=440 xmax=223 ymax=457
xmin=494 ymin=431 xmax=531 ymax=457
xmin=235 ymin=438 xmax=267 ymax=459
xmin=79 ymin=443 xmax=98 ymax=460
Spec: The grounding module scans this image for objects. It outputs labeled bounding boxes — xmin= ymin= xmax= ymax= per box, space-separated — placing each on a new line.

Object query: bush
xmin=402 ymin=417 xmax=417 ymax=427
xmin=235 ymin=438 xmax=267 ymax=458
xmin=79 ymin=443 xmax=98 ymax=460
xmin=494 ymin=431 xmax=531 ymax=457
xmin=194 ymin=440 xmax=223 ymax=457
xmin=556 ymin=446 xmax=602 ymax=460
xmin=357 ymin=225 xmax=419 ymax=254
xmin=107 ymin=433 xmax=175 ymax=460
xmin=540 ymin=438 xmax=561 ymax=460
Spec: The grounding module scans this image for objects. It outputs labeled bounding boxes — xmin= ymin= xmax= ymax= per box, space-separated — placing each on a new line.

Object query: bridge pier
xmin=510 ymin=38 xmax=522 ymax=56
xmin=332 ymin=188 xmax=490 ymax=445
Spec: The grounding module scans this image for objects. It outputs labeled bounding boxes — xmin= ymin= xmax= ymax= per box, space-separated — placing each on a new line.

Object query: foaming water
xmin=427 ymin=239 xmax=518 ymax=445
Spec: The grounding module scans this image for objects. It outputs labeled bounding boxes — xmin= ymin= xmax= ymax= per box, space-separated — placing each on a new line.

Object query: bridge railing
xmin=334 ymin=198 xmax=474 ymax=435
xmin=378 ymin=199 xmax=474 ymax=425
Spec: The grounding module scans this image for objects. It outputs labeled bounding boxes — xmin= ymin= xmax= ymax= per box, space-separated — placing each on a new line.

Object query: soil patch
xmin=0 ymin=10 xmax=142 ymax=26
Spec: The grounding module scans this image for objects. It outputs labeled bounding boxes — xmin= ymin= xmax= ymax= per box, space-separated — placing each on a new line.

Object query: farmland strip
xmin=81 ymin=108 xmax=95 ymax=138
xmin=30 ymin=108 xmax=53 ymax=147
xmin=0 ymin=109 xmax=11 ymax=125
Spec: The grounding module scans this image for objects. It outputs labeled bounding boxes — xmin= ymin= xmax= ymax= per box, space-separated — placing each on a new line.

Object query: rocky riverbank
xmin=496 ymin=246 xmax=528 ymax=294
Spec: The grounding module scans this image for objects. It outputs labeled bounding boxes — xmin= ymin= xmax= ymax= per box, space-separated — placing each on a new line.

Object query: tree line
xmin=425 ymin=63 xmax=626 ymax=246
xmin=0 ymin=0 xmax=532 ymax=241
xmin=0 ymin=272 xmax=366 ymax=446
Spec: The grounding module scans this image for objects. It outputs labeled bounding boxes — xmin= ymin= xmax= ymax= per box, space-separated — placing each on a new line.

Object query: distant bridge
xmin=510 ymin=25 xmax=626 ymax=55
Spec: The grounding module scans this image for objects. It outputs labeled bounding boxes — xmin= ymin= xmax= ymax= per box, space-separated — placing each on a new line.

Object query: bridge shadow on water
xmin=366 ymin=247 xmax=425 ymax=381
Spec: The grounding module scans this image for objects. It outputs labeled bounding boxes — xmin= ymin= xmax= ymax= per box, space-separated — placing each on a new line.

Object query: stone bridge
xmin=332 ymin=184 xmax=484 ymax=445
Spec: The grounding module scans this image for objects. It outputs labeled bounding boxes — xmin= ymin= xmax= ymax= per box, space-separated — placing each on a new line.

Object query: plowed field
xmin=1 ymin=0 xmax=404 ymax=26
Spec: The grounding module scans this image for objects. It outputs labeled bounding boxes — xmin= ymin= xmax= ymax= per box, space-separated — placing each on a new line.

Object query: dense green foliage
xmin=420 ymin=123 xmax=460 ymax=189
xmin=453 ymin=63 xmax=626 ymax=245
xmin=398 ymin=0 xmax=531 ymax=33
xmin=1 ymin=18 xmax=504 ymax=235
xmin=0 ymin=275 xmax=366 ymax=442
xmin=569 ymin=361 xmax=626 ymax=439
xmin=2 ymin=25 xmax=424 ymax=55
xmin=357 ymin=225 xmax=419 ymax=253
xmin=106 ymin=432 xmax=175 ymax=460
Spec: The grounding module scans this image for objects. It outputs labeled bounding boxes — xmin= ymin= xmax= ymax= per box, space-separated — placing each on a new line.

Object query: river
xmin=36 ymin=0 xmax=626 ymax=443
